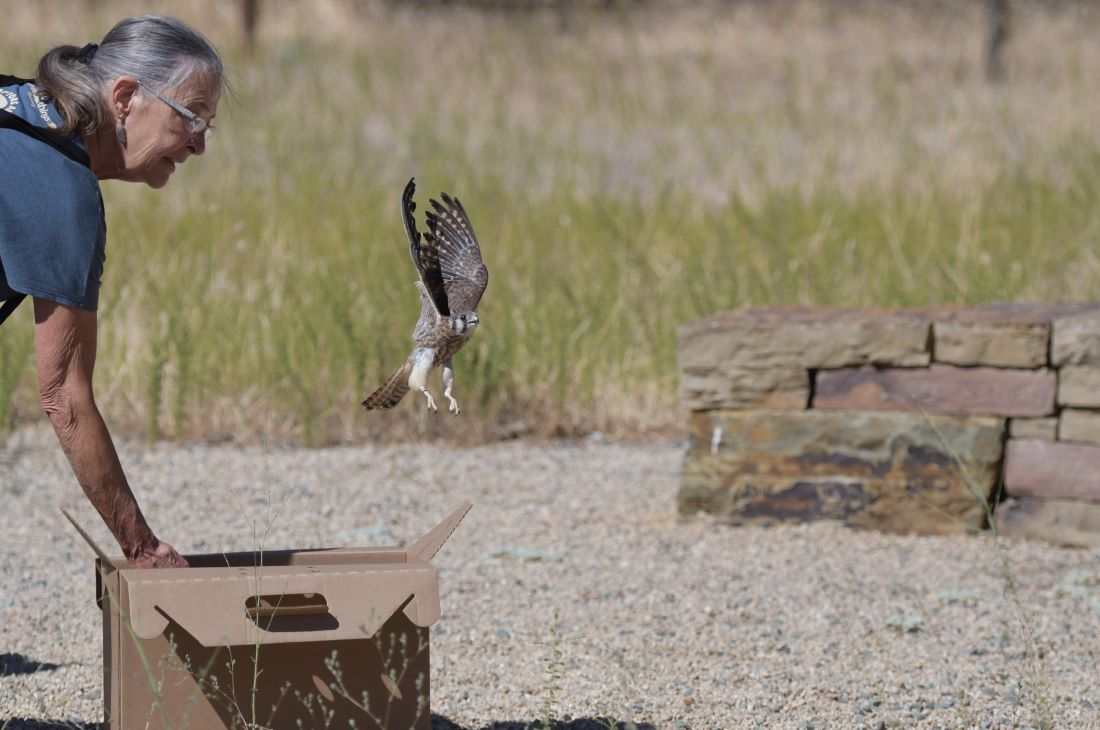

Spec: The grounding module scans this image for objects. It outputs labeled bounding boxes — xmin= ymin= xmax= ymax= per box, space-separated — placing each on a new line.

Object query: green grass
xmin=3 ymin=2 xmax=1100 ymax=443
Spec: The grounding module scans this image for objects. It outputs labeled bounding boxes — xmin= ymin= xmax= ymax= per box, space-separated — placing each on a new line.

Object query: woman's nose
xmin=187 ymin=132 xmax=206 ymax=156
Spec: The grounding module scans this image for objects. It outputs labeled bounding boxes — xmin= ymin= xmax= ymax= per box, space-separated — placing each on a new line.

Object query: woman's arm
xmin=33 ymin=297 xmax=187 ymax=568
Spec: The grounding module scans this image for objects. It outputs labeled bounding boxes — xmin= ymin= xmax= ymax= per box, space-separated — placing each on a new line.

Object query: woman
xmin=0 ymin=16 xmax=224 ymax=568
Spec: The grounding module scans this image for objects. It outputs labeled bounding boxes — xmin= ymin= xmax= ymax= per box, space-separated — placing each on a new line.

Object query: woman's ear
xmin=109 ymin=76 xmax=139 ymax=122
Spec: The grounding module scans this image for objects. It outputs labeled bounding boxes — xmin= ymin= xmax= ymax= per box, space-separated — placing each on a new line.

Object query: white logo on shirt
xmin=28 ymin=86 xmax=57 ymax=129
xmin=0 ymin=88 xmax=18 ymax=113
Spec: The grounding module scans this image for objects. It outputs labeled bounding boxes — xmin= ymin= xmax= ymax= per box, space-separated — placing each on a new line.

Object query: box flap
xmin=408 ymin=501 xmax=472 ymax=562
xmin=122 ymin=562 xmax=440 ymax=647
xmin=60 ymin=507 xmax=110 ymax=562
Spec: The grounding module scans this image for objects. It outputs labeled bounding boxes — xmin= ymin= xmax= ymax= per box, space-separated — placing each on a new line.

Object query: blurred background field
xmin=1 ymin=0 xmax=1098 ymax=445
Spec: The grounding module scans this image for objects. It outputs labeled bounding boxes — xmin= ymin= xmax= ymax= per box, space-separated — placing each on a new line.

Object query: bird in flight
xmin=362 ymin=178 xmax=489 ymax=415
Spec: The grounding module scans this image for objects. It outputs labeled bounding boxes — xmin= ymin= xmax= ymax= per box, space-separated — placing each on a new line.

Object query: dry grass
xmin=2 ymin=0 xmax=1099 ymax=444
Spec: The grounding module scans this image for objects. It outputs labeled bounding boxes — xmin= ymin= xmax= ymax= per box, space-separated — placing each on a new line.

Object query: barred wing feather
xmin=402 ymin=178 xmax=449 ymax=317
xmin=425 ymin=193 xmax=488 ymax=314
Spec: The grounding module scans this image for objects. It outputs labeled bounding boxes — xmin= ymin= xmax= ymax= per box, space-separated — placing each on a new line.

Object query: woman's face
xmin=116 ymin=75 xmax=220 ymax=189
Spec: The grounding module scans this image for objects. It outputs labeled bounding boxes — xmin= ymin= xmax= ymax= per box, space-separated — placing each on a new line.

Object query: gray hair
xmin=35 ymin=15 xmax=224 ymax=136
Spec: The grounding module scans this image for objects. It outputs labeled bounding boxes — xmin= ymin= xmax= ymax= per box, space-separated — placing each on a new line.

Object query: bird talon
xmin=422 ymin=390 xmax=438 ymax=412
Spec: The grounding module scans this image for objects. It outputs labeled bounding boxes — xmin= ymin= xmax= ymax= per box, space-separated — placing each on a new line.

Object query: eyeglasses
xmin=137 ymin=80 xmax=215 ymax=137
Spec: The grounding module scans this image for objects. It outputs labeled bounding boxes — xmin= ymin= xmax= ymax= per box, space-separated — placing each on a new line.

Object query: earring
xmin=115 ymin=123 xmax=127 ymax=147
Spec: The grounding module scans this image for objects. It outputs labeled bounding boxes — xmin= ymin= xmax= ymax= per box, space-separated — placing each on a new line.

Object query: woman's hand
xmin=128 ymin=539 xmax=189 ymax=569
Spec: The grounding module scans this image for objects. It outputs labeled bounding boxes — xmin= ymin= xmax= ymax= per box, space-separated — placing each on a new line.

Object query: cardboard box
xmin=65 ymin=503 xmax=470 ymax=730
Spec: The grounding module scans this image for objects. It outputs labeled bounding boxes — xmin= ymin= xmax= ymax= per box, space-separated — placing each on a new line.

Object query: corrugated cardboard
xmin=65 ymin=503 xmax=471 ymax=730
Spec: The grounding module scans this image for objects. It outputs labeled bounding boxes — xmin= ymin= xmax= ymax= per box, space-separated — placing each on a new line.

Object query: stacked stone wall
xmin=678 ymin=302 xmax=1100 ymax=547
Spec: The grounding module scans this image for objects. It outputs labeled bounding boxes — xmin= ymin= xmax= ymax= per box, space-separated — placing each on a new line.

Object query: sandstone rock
xmin=678 ymin=306 xmax=930 ymax=372
xmin=1052 ymin=307 xmax=1100 ymax=366
xmin=927 ymin=301 xmax=1100 ymax=367
xmin=679 ymin=367 xmax=808 ymax=411
xmin=932 ymin=311 xmax=1048 ymax=368
xmin=813 ymin=365 xmax=1056 ymax=418
xmin=1004 ymin=439 xmax=1100 ymax=503
xmin=1058 ymin=409 xmax=1100 ymax=445
xmin=680 ymin=410 xmax=1005 ymax=534
xmin=1008 ymin=418 xmax=1058 ymax=441
xmin=1057 ymin=366 xmax=1100 ymax=407
xmin=929 ymin=301 xmax=1094 ymax=325
xmin=996 ymin=498 xmax=1100 ymax=548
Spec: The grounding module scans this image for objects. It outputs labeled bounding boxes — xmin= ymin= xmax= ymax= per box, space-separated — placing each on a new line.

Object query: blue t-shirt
xmin=0 ymin=80 xmax=106 ymax=310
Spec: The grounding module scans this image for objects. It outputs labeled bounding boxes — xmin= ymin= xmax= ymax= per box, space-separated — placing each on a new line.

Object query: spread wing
xmin=425 ymin=192 xmax=488 ymax=313
xmin=402 ymin=178 xmax=449 ymax=317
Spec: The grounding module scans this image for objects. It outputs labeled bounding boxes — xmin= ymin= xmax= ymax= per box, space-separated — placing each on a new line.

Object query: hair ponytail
xmin=35 ymin=44 xmax=106 ymax=135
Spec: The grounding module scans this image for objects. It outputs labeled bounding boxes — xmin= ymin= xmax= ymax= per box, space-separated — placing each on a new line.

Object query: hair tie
xmin=77 ymin=43 xmax=99 ymax=65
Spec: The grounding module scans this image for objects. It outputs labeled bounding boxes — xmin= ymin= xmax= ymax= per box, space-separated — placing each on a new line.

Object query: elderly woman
xmin=0 ymin=16 xmax=223 ymax=568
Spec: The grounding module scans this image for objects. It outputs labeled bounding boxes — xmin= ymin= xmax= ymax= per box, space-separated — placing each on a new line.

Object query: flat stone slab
xmin=933 ymin=321 xmax=1047 ymax=368
xmin=1004 ymin=439 xmax=1100 ymax=503
xmin=1057 ymin=366 xmax=1100 ymax=408
xmin=929 ymin=301 xmax=1097 ymax=326
xmin=678 ymin=306 xmax=931 ymax=372
xmin=680 ymin=367 xmax=808 ymax=411
xmin=1058 ymin=409 xmax=1100 ymax=445
xmin=931 ymin=302 xmax=1059 ymax=367
xmin=1008 ymin=418 xmax=1058 ymax=441
xmin=813 ymin=365 xmax=1056 ymax=418
xmin=1052 ymin=306 xmax=1100 ymax=366
xmin=996 ymin=498 xmax=1100 ymax=548
xmin=680 ymin=410 xmax=1005 ymax=534
xmin=679 ymin=302 xmax=1100 ymax=376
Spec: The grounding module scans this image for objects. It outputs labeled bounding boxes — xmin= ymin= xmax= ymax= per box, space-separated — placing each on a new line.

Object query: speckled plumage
xmin=362 ymin=179 xmax=488 ymax=414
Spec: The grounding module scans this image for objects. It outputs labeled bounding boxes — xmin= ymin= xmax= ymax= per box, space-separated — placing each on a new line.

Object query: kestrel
xmin=362 ymin=178 xmax=488 ymax=415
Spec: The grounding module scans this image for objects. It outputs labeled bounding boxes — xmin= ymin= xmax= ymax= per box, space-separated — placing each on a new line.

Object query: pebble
xmin=1 ymin=425 xmax=1099 ymax=728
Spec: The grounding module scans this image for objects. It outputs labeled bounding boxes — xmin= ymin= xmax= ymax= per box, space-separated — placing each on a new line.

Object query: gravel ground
xmin=2 ymin=424 xmax=1100 ymax=729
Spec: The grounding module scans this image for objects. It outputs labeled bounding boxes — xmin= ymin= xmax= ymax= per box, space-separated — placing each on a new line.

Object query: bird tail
xmin=362 ymin=362 xmax=412 ymax=410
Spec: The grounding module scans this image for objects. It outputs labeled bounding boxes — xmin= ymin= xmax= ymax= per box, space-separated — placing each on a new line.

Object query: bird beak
xmin=468 ymin=315 xmax=480 ymax=328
